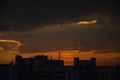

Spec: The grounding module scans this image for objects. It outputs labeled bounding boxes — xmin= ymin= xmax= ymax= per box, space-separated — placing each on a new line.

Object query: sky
xmin=0 ymin=0 xmax=120 ymax=66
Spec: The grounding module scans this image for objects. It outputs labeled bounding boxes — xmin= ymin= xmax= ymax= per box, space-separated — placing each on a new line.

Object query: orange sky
xmin=0 ymin=50 xmax=120 ymax=66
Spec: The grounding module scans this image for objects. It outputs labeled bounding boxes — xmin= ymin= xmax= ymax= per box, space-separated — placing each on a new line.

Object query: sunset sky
xmin=0 ymin=0 xmax=120 ymax=66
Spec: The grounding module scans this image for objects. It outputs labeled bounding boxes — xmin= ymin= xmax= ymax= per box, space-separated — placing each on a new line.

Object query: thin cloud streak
xmin=0 ymin=39 xmax=22 ymax=51
xmin=0 ymin=39 xmax=21 ymax=47
xmin=75 ymin=20 xmax=97 ymax=25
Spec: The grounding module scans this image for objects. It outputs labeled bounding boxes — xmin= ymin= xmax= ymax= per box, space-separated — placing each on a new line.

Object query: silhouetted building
xmin=96 ymin=66 xmax=120 ymax=80
xmin=74 ymin=57 xmax=96 ymax=80
xmin=15 ymin=55 xmax=33 ymax=80
xmin=48 ymin=60 xmax=64 ymax=80
xmin=15 ymin=55 xmax=64 ymax=80
xmin=64 ymin=66 xmax=74 ymax=80
xmin=0 ymin=63 xmax=14 ymax=80
xmin=33 ymin=55 xmax=48 ymax=80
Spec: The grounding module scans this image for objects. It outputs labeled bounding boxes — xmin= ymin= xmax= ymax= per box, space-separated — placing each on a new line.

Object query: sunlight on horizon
xmin=0 ymin=50 xmax=120 ymax=66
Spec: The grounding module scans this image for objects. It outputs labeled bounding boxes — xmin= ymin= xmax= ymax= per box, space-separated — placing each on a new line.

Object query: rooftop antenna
xmin=10 ymin=60 xmax=14 ymax=65
xmin=50 ymin=56 xmax=52 ymax=60
xmin=58 ymin=52 xmax=61 ymax=60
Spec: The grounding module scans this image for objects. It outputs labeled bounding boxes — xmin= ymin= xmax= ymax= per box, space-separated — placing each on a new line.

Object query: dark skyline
xmin=0 ymin=55 xmax=120 ymax=80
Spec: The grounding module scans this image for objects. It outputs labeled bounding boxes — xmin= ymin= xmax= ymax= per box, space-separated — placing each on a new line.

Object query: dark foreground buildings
xmin=0 ymin=55 xmax=120 ymax=80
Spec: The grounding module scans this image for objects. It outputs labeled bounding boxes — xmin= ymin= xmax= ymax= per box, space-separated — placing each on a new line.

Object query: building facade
xmin=74 ymin=57 xmax=96 ymax=80
xmin=96 ymin=66 xmax=120 ymax=80
xmin=15 ymin=55 xmax=64 ymax=80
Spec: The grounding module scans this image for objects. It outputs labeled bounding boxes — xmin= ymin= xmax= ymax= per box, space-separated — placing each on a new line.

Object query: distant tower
xmin=58 ymin=52 xmax=61 ymax=60
xmin=50 ymin=56 xmax=52 ymax=60
xmin=10 ymin=60 xmax=14 ymax=65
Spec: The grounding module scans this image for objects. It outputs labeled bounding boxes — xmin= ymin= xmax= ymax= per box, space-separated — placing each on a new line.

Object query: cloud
xmin=0 ymin=32 xmax=7 ymax=39
xmin=0 ymin=0 xmax=119 ymax=53
xmin=0 ymin=40 xmax=21 ymax=47
xmin=114 ymin=57 xmax=120 ymax=59
xmin=0 ymin=0 xmax=119 ymax=31
xmin=94 ymin=50 xmax=120 ymax=54
xmin=0 ymin=32 xmax=2 ymax=35
xmin=0 ymin=39 xmax=21 ymax=51
xmin=75 ymin=20 xmax=97 ymax=25
xmin=0 ymin=47 xmax=4 ymax=51
xmin=1 ymin=16 xmax=120 ymax=53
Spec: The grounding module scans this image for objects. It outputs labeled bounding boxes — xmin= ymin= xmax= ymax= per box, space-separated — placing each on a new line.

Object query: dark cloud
xmin=94 ymin=50 xmax=120 ymax=54
xmin=0 ymin=0 xmax=120 ymax=53
xmin=0 ymin=0 xmax=119 ymax=31
xmin=114 ymin=57 xmax=120 ymax=59
xmin=2 ymin=20 xmax=120 ymax=53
